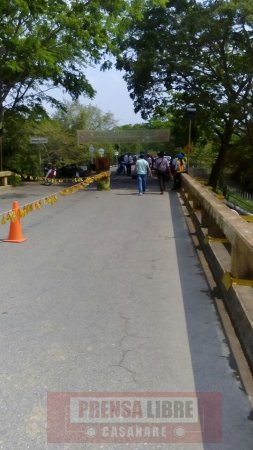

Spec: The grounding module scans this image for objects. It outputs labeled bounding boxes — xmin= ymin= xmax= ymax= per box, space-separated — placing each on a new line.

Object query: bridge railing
xmin=0 ymin=171 xmax=13 ymax=186
xmin=181 ymin=173 xmax=253 ymax=370
xmin=181 ymin=173 xmax=253 ymax=280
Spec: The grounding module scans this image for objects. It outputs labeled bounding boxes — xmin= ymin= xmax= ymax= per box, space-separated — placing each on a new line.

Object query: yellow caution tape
xmin=1 ymin=172 xmax=110 ymax=225
xmin=222 ymin=272 xmax=253 ymax=290
xmin=204 ymin=236 xmax=230 ymax=244
xmin=240 ymin=215 xmax=253 ymax=222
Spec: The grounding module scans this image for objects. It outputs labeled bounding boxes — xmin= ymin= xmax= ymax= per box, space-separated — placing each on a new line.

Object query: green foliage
xmin=30 ymin=117 xmax=76 ymax=166
xmin=226 ymin=191 xmax=253 ymax=213
xmin=225 ymin=133 xmax=253 ymax=191
xmin=3 ymin=101 xmax=122 ymax=175
xmin=0 ymin=0 xmax=168 ymax=175
xmin=54 ymin=101 xmax=117 ymax=132
xmin=114 ymin=120 xmax=172 ymax=156
xmin=2 ymin=109 xmax=44 ymax=174
xmin=53 ymin=101 xmax=118 ymax=165
xmin=7 ymin=148 xmax=42 ymax=179
xmin=116 ymin=0 xmax=253 ymax=187
xmin=8 ymin=173 xmax=22 ymax=186
xmin=191 ymin=142 xmax=218 ymax=172
xmin=0 ymin=0 xmax=166 ymax=121
xmin=96 ymin=178 xmax=110 ymax=191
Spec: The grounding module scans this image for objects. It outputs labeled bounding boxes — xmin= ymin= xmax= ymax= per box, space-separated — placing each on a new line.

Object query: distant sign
xmin=77 ymin=129 xmax=170 ymax=144
xmin=186 ymin=107 xmax=197 ymax=119
xmin=30 ymin=137 xmax=48 ymax=145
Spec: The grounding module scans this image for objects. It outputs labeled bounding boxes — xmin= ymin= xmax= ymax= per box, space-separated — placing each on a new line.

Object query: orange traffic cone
xmin=3 ymin=201 xmax=27 ymax=243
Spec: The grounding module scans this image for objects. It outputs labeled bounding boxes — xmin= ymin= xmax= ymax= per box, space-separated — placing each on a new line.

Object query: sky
xmin=61 ymin=66 xmax=144 ymax=126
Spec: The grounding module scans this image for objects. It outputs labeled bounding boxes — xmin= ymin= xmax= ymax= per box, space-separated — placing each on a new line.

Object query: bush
xmin=8 ymin=174 xmax=22 ymax=186
xmin=7 ymin=150 xmax=42 ymax=179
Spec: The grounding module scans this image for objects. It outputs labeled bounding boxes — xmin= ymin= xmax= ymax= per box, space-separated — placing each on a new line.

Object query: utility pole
xmin=186 ymin=107 xmax=196 ymax=171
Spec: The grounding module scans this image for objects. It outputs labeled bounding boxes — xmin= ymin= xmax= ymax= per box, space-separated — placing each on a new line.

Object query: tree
xmin=4 ymin=111 xmax=46 ymax=177
xmin=0 ymin=0 xmax=167 ymax=119
xmin=4 ymin=101 xmax=119 ymax=175
xmin=54 ymin=101 xmax=117 ymax=131
xmin=116 ymin=0 xmax=253 ymax=187
xmin=0 ymin=0 xmax=167 ymax=169
xmin=31 ymin=118 xmax=76 ymax=167
xmin=54 ymin=101 xmax=119 ymax=164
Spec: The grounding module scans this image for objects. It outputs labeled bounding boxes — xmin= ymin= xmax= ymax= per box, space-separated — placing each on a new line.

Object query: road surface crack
xmin=110 ymin=313 xmax=138 ymax=383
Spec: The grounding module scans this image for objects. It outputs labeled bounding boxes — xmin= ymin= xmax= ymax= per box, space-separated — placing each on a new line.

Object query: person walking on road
xmin=154 ymin=151 xmax=171 ymax=195
xmin=44 ymin=167 xmax=57 ymax=185
xmin=124 ymin=153 xmax=134 ymax=176
xmin=172 ymin=153 xmax=187 ymax=190
xmin=117 ymin=155 xmax=126 ymax=175
xmin=135 ymin=153 xmax=152 ymax=195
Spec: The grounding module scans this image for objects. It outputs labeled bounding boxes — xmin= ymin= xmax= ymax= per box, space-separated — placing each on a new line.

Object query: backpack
xmin=157 ymin=157 xmax=168 ymax=173
xmin=176 ymin=158 xmax=186 ymax=173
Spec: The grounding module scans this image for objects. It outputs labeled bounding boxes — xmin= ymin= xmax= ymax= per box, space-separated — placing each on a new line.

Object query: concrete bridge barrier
xmin=181 ymin=173 xmax=253 ymax=371
xmin=0 ymin=171 xmax=13 ymax=186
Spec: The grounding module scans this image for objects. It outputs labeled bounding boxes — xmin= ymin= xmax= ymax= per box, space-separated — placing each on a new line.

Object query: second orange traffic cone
xmin=3 ymin=201 xmax=27 ymax=243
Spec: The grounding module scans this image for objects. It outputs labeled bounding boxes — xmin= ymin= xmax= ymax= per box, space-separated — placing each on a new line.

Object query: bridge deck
xmin=0 ymin=174 xmax=252 ymax=449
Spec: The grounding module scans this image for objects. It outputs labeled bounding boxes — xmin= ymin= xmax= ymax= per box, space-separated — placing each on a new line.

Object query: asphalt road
xmin=0 ymin=175 xmax=252 ymax=449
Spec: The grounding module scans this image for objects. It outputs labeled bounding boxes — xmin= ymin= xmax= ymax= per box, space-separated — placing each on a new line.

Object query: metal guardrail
xmin=225 ymin=192 xmax=253 ymax=215
xmin=190 ymin=167 xmax=253 ymax=214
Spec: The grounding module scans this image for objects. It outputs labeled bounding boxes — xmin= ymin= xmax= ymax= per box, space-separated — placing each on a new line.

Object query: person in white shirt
xmin=124 ymin=153 xmax=134 ymax=176
xmin=135 ymin=153 xmax=152 ymax=195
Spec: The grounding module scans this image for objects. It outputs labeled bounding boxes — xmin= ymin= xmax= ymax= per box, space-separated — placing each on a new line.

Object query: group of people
xmin=117 ymin=152 xmax=164 ymax=178
xmin=117 ymin=153 xmax=136 ymax=176
xmin=135 ymin=151 xmax=187 ymax=195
